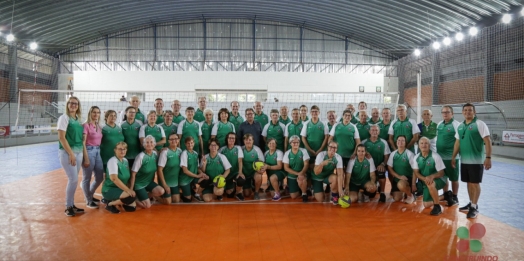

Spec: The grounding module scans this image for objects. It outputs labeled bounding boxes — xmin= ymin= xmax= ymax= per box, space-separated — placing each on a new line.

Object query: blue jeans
xmin=81 ymin=146 xmax=104 ymax=203
xmin=59 ymin=149 xmax=83 ymax=207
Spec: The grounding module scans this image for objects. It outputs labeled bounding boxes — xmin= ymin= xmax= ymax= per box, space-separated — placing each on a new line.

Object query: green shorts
xmin=443 ymin=159 xmax=460 ymax=182
xmin=349 ymin=180 xmax=370 ymax=192
xmin=391 ymin=176 xmax=413 ymax=192
xmin=202 ymin=182 xmax=216 ymax=195
xmin=102 ymin=187 xmax=124 ymax=201
xmin=180 ymin=183 xmax=193 ymax=197
xmin=268 ymin=171 xmax=286 ymax=191
xmin=422 ymin=178 xmax=446 ymax=202
xmin=342 ymin=157 xmax=350 ymax=169
xmin=225 ymin=173 xmax=239 ymax=190
xmin=135 ymin=181 xmax=160 ymax=201
xmin=287 ymin=177 xmax=299 ymax=193
xmin=162 ymin=186 xmax=180 ymax=198
xmin=312 ymin=176 xmax=332 ymax=193
xmin=243 ymin=176 xmax=254 ymax=190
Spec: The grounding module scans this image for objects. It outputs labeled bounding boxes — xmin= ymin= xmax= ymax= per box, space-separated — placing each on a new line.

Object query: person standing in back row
xmin=119 ymin=95 xmax=145 ymax=124
xmin=389 ymin=104 xmax=420 ymax=153
xmin=229 ymin=101 xmax=244 ymax=133
xmin=253 ymin=101 xmax=269 ymax=131
xmin=194 ymin=96 xmax=208 ymax=123
xmin=154 ymin=98 xmax=165 ymax=124
xmin=171 ymin=100 xmax=185 ymax=125
xmin=238 ymin=108 xmax=263 ymax=148
xmin=437 ymin=105 xmax=461 ymax=207
xmin=418 ymin=109 xmax=437 ymax=152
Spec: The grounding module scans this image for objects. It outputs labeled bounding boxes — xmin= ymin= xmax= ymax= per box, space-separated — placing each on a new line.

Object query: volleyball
xmin=213 ymin=176 xmax=226 ymax=188
xmin=253 ymin=160 xmax=265 ymax=171
xmin=338 ymin=195 xmax=351 ymax=208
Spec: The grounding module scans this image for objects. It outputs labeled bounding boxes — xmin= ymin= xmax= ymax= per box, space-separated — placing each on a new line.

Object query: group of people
xmin=57 ymin=95 xmax=492 ymax=219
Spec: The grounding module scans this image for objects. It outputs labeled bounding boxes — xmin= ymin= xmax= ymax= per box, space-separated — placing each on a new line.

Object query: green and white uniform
xmin=388 ymin=118 xmax=420 ymax=152
xmin=172 ymin=113 xmax=185 ymax=125
xmin=264 ymin=149 xmax=285 ymax=190
xmin=155 ymin=112 xmax=165 ymax=125
xmin=200 ymin=121 xmax=214 ymax=155
xmin=346 ymin=157 xmax=376 ymax=191
xmin=368 ymin=118 xmax=382 ymax=125
xmin=378 ymin=121 xmax=392 ymax=148
xmin=354 ymin=111 xmax=370 ymax=123
xmin=313 ymin=151 xmax=343 ymax=193
xmin=179 ymin=149 xmax=200 ymax=197
xmin=241 ymin=145 xmax=264 ymax=189
xmin=100 ymin=124 xmax=125 ymax=166
xmin=420 ymin=121 xmax=438 ymax=151
xmin=355 ymin=121 xmax=371 ymax=142
xmin=411 ymin=151 xmax=446 ymax=202
xmin=177 ymin=119 xmax=203 ymax=154
xmin=300 ymin=116 xmax=309 ymax=123
xmin=211 ymin=121 xmax=236 ymax=148
xmin=102 ymin=156 xmax=131 ymax=200
xmin=157 ymin=147 xmax=182 ymax=195
xmin=300 ymin=119 xmax=329 ymax=158
xmin=387 ymin=149 xmax=416 ymax=180
xmin=229 ymin=112 xmax=244 ymax=134
xmin=194 ymin=108 xmax=206 ymax=123
xmin=119 ymin=108 xmax=145 ymax=125
xmin=200 ymin=153 xmax=232 ymax=194
xmin=329 ymin=122 xmax=360 ymax=159
xmin=121 ymin=120 xmax=142 ymax=160
xmin=159 ymin=122 xmax=178 ymax=147
xmin=437 ymin=119 xmax=461 ymax=181
xmin=132 ymin=151 xmax=158 ymax=201
xmin=279 ymin=116 xmax=291 ymax=126
xmin=285 ymin=121 xmax=304 ymax=148
xmin=282 ymin=148 xmax=310 ymax=193
xmin=362 ymin=138 xmax=391 ymax=171
xmin=454 ymin=117 xmax=490 ymax=164
xmin=262 ymin=121 xmax=286 ymax=152
xmin=139 ymin=123 xmax=166 ymax=151
xmin=218 ymin=145 xmax=244 ymax=190
xmin=57 ymin=115 xmax=84 ymax=153
xmin=254 ymin=112 xmax=269 ymax=129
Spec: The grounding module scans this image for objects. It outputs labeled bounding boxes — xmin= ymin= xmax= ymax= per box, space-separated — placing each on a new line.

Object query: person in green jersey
xmin=121 ymin=106 xmax=142 ymax=168
xmin=301 ymin=105 xmax=329 ymax=161
xmin=253 ymin=101 xmax=269 ymax=132
xmin=218 ymin=132 xmax=245 ymax=201
xmin=200 ymin=108 xmax=215 ymax=155
xmin=194 ymin=96 xmax=208 ymax=123
xmin=388 ymin=104 xmax=420 ymax=152
xmin=241 ymin=133 xmax=265 ymax=199
xmin=212 ymin=108 xmax=236 ymax=148
xmin=81 ymin=106 xmax=103 ymax=209
xmin=356 ymin=110 xmax=371 ymax=141
xmin=342 ymin=144 xmax=377 ymax=204
xmin=418 ymin=109 xmax=437 ymax=152
xmin=139 ymin=110 xmax=166 ymax=152
xmin=436 ymin=105 xmax=461 ymax=206
xmin=119 ymin=95 xmax=145 ymax=125
xmin=180 ymin=136 xmax=207 ymax=203
xmin=58 ymin=96 xmax=85 ymax=217
xmin=170 ymin=100 xmax=185 ymax=125
xmin=177 ymin=106 xmax=204 ymax=155
xmin=387 ymin=135 xmax=417 ymax=204
xmin=329 ymin=109 xmax=361 ymax=168
xmin=229 ymin=101 xmax=244 ymax=134
xmin=159 ymin=110 xmax=178 ymax=148
xmin=157 ymin=133 xmax=183 ymax=204
xmin=362 ymin=125 xmax=391 ymax=203
xmin=129 ymin=135 xmax=164 ymax=209
xmin=378 ymin=108 xmax=392 ymax=142
xmin=354 ymin=101 xmax=370 ymax=123
xmin=283 ymin=135 xmax=310 ymax=202
xmin=299 ymin=105 xmax=309 ymax=122
xmin=200 ymin=138 xmax=232 ymax=202
xmin=412 ymin=137 xmax=447 ymax=216
xmin=279 ymin=106 xmax=291 ymax=126
xmin=102 ymin=141 xmax=137 ymax=214
xmin=100 ymin=110 xmax=124 ymax=171
xmin=284 ymin=108 xmax=304 ymax=151
xmin=338 ymin=104 xmax=357 ymax=124
xmin=262 ymin=109 xmax=286 ymax=152
xmin=263 ymin=138 xmax=285 ymax=201
xmin=326 ymin=110 xmax=337 ymax=133
xmin=154 ymin=98 xmax=165 ymax=124
xmin=313 ymin=141 xmax=342 ymax=204
xmin=368 ymin=107 xmax=382 ymax=124
xmin=452 ymin=103 xmax=492 ymax=219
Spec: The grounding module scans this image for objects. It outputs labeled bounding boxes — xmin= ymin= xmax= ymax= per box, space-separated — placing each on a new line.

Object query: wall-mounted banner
xmin=503 ymin=131 xmax=524 ymax=144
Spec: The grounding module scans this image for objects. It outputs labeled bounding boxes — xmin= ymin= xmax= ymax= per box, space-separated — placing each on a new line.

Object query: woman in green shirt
xmin=139 ymin=110 xmax=166 ymax=153
xmin=121 ymin=106 xmax=142 ymax=168
xmin=211 ymin=108 xmax=235 ymax=148
xmin=157 ymin=133 xmax=183 ymax=204
xmin=242 ymin=133 xmax=265 ymax=199
xmin=100 ymin=110 xmax=124 ymax=171
xmin=200 ymin=138 xmax=232 ymax=202
xmin=264 ymin=138 xmax=285 ymax=201
xmin=180 ymin=136 xmax=206 ymax=202
xmin=159 ymin=110 xmax=178 ymax=147
xmin=200 ymin=108 xmax=214 ymax=155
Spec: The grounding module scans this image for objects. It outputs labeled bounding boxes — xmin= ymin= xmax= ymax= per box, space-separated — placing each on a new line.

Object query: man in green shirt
xmin=279 ymin=106 xmax=291 ymax=126
xmin=154 ymin=98 xmax=165 ymax=124
xmin=229 ymin=101 xmax=244 ymax=133
xmin=388 ymin=104 xmax=420 ymax=152
xmin=341 ymin=144 xmax=377 ymax=203
xmin=299 ymin=105 xmax=309 ymax=122
xmin=300 ymin=105 xmax=329 ymax=163
xmin=354 ymin=101 xmax=370 ymax=123
xmin=362 ymin=125 xmax=391 ymax=202
xmin=194 ymin=96 xmax=207 ymax=123
xmin=253 ymin=101 xmax=269 ymax=131
xmin=283 ymin=135 xmax=310 ymax=202
xmin=177 ymin=107 xmax=204 ymax=155
xmin=119 ymin=95 xmax=145 ymax=125
xmin=436 ymin=105 xmax=461 ymax=206
xmin=418 ymin=109 xmax=437 ymax=152
xmin=262 ymin=109 xmax=286 ymax=152
xmin=452 ymin=103 xmax=492 ymax=219
xmin=329 ymin=109 xmax=360 ymax=168
xmin=170 ymin=100 xmax=186 ymax=125
xmin=412 ymin=137 xmax=447 ymax=216
xmin=356 ymin=110 xmax=371 ymax=141
xmin=326 ymin=110 xmax=337 ymax=133
xmin=368 ymin=107 xmax=382 ymax=124
xmin=284 ymin=108 xmax=304 ymax=151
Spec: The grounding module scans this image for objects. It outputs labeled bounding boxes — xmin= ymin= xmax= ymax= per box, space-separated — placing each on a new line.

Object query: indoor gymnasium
xmin=1 ymin=1 xmax=524 ymax=260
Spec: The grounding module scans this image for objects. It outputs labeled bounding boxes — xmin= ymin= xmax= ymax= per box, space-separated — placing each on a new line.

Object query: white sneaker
xmin=405 ymin=195 xmax=415 ymax=204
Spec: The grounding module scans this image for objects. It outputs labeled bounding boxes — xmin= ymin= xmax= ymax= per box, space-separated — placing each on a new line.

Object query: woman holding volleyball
xmin=200 ymin=138 xmax=232 ymax=202
xmin=241 ymin=133 xmax=265 ymax=199
xmin=264 ymin=138 xmax=285 ymax=201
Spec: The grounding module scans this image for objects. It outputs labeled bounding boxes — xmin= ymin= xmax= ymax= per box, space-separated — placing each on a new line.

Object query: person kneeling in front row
xmin=102 ymin=142 xmax=137 ymax=214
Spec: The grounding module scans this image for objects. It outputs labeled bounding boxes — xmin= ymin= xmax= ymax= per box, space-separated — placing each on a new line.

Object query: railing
xmin=43 ymin=100 xmax=59 ymax=120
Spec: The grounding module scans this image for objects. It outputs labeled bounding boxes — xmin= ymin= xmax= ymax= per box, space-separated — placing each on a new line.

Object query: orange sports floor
xmin=1 ymin=169 xmax=522 ymax=261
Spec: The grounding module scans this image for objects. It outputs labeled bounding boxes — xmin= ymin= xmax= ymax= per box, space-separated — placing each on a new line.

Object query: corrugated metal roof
xmin=0 ymin=0 xmax=521 ymax=57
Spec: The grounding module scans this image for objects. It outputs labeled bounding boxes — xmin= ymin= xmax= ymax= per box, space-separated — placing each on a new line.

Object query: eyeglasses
xmin=328 ymin=146 xmax=337 ymax=149
xmin=228 ymin=137 xmax=236 ymax=140
xmin=291 ymin=141 xmax=300 ymax=144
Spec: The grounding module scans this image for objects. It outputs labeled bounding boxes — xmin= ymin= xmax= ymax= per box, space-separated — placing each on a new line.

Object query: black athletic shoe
xmin=445 ymin=191 xmax=455 ymax=207
xmin=306 ymin=189 xmax=312 ymax=197
xmin=73 ymin=205 xmax=84 ymax=213
xmin=442 ymin=191 xmax=450 ymax=202
xmin=217 ymin=196 xmax=223 ymax=201
xmin=453 ymin=195 xmax=459 ymax=205
xmin=302 ymin=194 xmax=308 ymax=203
xmin=194 ymin=194 xmax=204 ymax=202
xmin=459 ymin=203 xmax=478 ymax=212
xmin=467 ymin=207 xmax=479 ymax=219
xmin=65 ymin=206 xmax=75 ymax=217
xmin=430 ymin=204 xmax=442 ymax=216
xmin=379 ymin=193 xmax=386 ymax=203
xmin=101 ymin=198 xmax=110 ymax=205
xmin=105 ymin=205 xmax=120 ymax=214
xmin=235 ymin=193 xmax=245 ymax=201
xmin=92 ymin=198 xmax=101 ymax=203
xmin=122 ymin=205 xmax=136 ymax=212
xmin=86 ymin=201 xmax=99 ymax=209
xmin=226 ymin=192 xmax=235 ymax=198
xmin=181 ymin=197 xmax=192 ymax=203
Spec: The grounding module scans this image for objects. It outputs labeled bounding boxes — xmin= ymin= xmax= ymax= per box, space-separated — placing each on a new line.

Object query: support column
xmin=432 ymin=51 xmax=441 ymax=105
xmin=8 ymin=44 xmax=18 ymax=103
xmin=484 ymin=30 xmax=494 ymax=102
xmin=252 ymin=19 xmax=256 ymax=70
